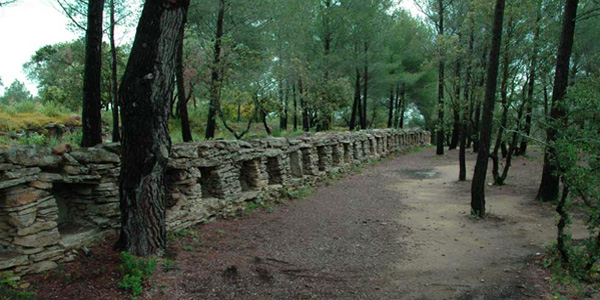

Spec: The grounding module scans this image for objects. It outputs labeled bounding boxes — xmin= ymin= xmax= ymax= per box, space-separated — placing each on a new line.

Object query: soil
xmin=28 ymin=146 xmax=589 ymax=299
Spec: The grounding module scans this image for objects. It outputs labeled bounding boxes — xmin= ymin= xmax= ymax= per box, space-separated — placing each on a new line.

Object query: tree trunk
xmin=436 ymin=0 xmax=445 ymax=156
xmin=81 ymin=0 xmax=105 ymax=147
xmin=387 ymin=87 xmax=394 ymax=128
xmin=350 ymin=68 xmax=360 ymax=130
xmin=471 ymin=0 xmax=506 ymax=218
xmin=205 ymin=0 xmax=225 ymax=140
xmin=400 ymin=87 xmax=406 ymax=129
xmin=292 ymin=84 xmax=297 ymax=131
xmin=176 ymin=26 xmax=192 ymax=143
xmin=449 ymin=55 xmax=461 ymax=150
xmin=279 ymin=80 xmax=287 ymax=131
xmin=519 ymin=13 xmax=546 ymax=156
xmin=115 ymin=0 xmax=189 ymax=256
xmin=109 ymin=0 xmax=120 ymax=143
xmin=299 ymin=78 xmax=309 ymax=131
xmin=537 ymin=0 xmax=579 ymax=202
xmin=361 ymin=42 xmax=369 ymax=130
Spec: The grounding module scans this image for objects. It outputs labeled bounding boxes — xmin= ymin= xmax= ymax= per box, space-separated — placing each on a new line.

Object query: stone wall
xmin=0 ymin=129 xmax=429 ymax=278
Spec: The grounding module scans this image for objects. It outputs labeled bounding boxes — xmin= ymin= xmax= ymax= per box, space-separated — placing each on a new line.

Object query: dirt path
xmin=34 ymin=146 xmax=572 ymax=299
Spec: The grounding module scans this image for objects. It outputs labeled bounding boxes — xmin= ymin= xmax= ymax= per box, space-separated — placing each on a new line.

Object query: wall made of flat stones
xmin=0 ymin=129 xmax=429 ymax=278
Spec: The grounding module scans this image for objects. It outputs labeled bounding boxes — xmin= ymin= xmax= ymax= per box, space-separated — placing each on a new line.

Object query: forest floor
xmin=29 ymin=146 xmax=592 ymax=299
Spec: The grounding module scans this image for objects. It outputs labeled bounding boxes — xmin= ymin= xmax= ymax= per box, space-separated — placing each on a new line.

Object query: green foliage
xmin=117 ymin=252 xmax=157 ymax=299
xmin=0 ymin=272 xmax=35 ymax=300
xmin=542 ymin=76 xmax=600 ymax=294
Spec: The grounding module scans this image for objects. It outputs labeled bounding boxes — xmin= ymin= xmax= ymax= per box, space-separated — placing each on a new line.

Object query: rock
xmin=29 ymin=181 xmax=52 ymax=190
xmin=17 ymin=221 xmax=57 ymax=236
xmin=13 ymin=229 xmax=60 ymax=248
xmin=70 ymin=148 xmax=120 ymax=164
xmin=0 ymin=176 xmax=38 ymax=190
xmin=7 ymin=212 xmax=36 ymax=228
xmin=2 ymin=167 xmax=41 ymax=180
xmin=0 ymin=253 xmax=28 ymax=270
xmin=38 ymin=172 xmax=63 ymax=182
xmin=0 ymin=146 xmax=62 ymax=168
xmin=0 ymin=186 xmax=46 ymax=208
xmin=52 ymin=143 xmax=72 ymax=155
xmin=15 ymin=260 xmax=57 ymax=275
xmin=30 ymin=249 xmax=64 ymax=262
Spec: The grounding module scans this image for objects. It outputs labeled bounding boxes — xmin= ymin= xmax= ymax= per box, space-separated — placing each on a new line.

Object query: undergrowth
xmin=118 ymin=252 xmax=157 ymax=299
xmin=0 ymin=272 xmax=35 ymax=300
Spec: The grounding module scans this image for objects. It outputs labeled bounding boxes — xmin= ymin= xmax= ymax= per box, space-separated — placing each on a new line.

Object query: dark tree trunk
xmin=449 ymin=55 xmax=461 ymax=150
xmin=361 ymin=42 xmax=369 ymax=130
xmin=115 ymin=0 xmax=189 ymax=256
xmin=491 ymin=18 xmax=513 ymax=184
xmin=460 ymin=17 xmax=473 ymax=180
xmin=205 ymin=0 xmax=225 ymax=140
xmin=400 ymin=87 xmax=406 ymax=129
xmin=387 ymin=87 xmax=394 ymax=128
xmin=176 ymin=26 xmax=192 ymax=142
xmin=109 ymin=0 xmax=120 ymax=143
xmin=81 ymin=0 xmax=105 ymax=147
xmin=471 ymin=0 xmax=506 ymax=218
xmin=279 ymin=80 xmax=287 ymax=131
xmin=393 ymin=83 xmax=400 ymax=128
xmin=292 ymin=84 xmax=297 ymax=131
xmin=436 ymin=0 xmax=445 ymax=155
xmin=519 ymin=11 xmax=545 ymax=156
xmin=472 ymin=45 xmax=488 ymax=153
xmin=299 ymin=79 xmax=309 ymax=131
xmin=261 ymin=108 xmax=271 ymax=135
xmin=537 ymin=0 xmax=579 ymax=202
xmin=350 ymin=69 xmax=361 ymax=130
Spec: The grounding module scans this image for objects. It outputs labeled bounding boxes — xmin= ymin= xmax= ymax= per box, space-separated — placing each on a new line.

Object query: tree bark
xmin=436 ymin=0 xmax=445 ymax=156
xmin=350 ymin=68 xmax=360 ymax=130
xmin=449 ymin=55 xmax=461 ymax=150
xmin=471 ymin=0 xmax=506 ymax=218
xmin=81 ymin=0 xmax=105 ymax=147
xmin=115 ymin=0 xmax=189 ymax=256
xmin=299 ymin=78 xmax=309 ymax=131
xmin=176 ymin=25 xmax=192 ymax=142
xmin=400 ymin=87 xmax=406 ymax=129
xmin=537 ymin=0 xmax=579 ymax=202
xmin=361 ymin=42 xmax=369 ymax=130
xmin=205 ymin=0 xmax=225 ymax=140
xmin=292 ymin=84 xmax=297 ymax=131
xmin=387 ymin=87 xmax=394 ymax=128
xmin=109 ymin=0 xmax=120 ymax=143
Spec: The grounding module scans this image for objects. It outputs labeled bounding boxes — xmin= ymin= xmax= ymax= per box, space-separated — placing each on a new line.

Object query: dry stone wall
xmin=0 ymin=129 xmax=429 ymax=278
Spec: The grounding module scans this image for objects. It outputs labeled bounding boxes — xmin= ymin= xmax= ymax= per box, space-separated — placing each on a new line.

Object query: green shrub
xmin=0 ymin=272 xmax=36 ymax=300
xmin=118 ymin=252 xmax=157 ymax=299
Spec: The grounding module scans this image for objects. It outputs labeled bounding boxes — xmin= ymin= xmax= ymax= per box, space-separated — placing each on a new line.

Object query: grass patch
xmin=118 ymin=252 xmax=157 ymax=299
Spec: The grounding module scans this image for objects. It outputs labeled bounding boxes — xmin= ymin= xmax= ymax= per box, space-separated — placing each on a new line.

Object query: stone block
xmin=15 ymin=260 xmax=57 ymax=275
xmin=13 ymin=229 xmax=60 ymax=248
xmin=17 ymin=221 xmax=57 ymax=236
xmin=70 ymin=148 xmax=120 ymax=164
xmin=0 ymin=253 xmax=28 ymax=270
xmin=0 ymin=186 xmax=46 ymax=209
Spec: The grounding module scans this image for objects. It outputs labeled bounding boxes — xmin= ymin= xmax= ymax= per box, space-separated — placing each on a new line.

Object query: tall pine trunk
xmin=176 ymin=26 xmax=192 ymax=142
xmin=537 ymin=0 xmax=579 ymax=202
xmin=361 ymin=42 xmax=369 ymax=130
xmin=205 ymin=0 xmax=225 ymax=139
xmin=81 ymin=0 xmax=105 ymax=147
xmin=292 ymin=84 xmax=297 ymax=131
xmin=115 ymin=0 xmax=189 ymax=256
xmin=471 ymin=0 xmax=506 ymax=218
xmin=436 ymin=0 xmax=445 ymax=155
xmin=387 ymin=87 xmax=394 ymax=128
xmin=109 ymin=0 xmax=120 ymax=143
xmin=350 ymin=69 xmax=361 ymax=130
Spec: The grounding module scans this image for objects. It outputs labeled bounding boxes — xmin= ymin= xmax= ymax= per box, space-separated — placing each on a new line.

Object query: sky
xmin=0 ymin=0 xmax=79 ymax=95
xmin=0 ymin=0 xmax=422 ymax=96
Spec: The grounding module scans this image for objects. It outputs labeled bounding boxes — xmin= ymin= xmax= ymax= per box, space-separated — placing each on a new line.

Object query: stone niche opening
xmin=369 ymin=139 xmax=375 ymax=155
xmin=238 ymin=159 xmax=260 ymax=192
xmin=331 ymin=145 xmax=341 ymax=167
xmin=343 ymin=143 xmax=351 ymax=163
xmin=265 ymin=157 xmax=283 ymax=185
xmin=199 ymin=166 xmax=221 ymax=199
xmin=52 ymin=182 xmax=111 ymax=250
xmin=353 ymin=143 xmax=359 ymax=160
xmin=289 ymin=151 xmax=303 ymax=178
xmin=317 ymin=146 xmax=327 ymax=172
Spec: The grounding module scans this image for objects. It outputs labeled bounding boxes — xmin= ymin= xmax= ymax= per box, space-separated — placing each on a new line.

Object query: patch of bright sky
xmin=0 ymin=0 xmax=79 ymax=95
